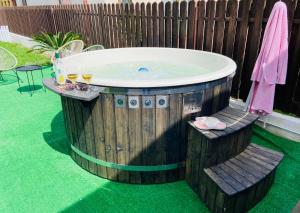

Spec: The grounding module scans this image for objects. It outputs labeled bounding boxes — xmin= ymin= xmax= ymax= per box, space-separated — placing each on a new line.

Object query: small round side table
xmin=15 ymin=65 xmax=45 ymax=95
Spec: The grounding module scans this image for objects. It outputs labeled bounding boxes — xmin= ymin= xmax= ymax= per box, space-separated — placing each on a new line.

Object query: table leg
xmin=14 ymin=70 xmax=23 ymax=83
xmin=26 ymin=71 xmax=33 ymax=96
xmin=40 ymin=69 xmax=46 ymax=92
xmin=30 ymin=71 xmax=36 ymax=91
xmin=15 ymin=71 xmax=22 ymax=93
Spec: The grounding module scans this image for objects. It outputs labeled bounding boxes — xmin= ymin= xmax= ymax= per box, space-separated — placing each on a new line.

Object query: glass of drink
xmin=57 ymin=75 xmax=65 ymax=85
xmin=82 ymin=74 xmax=93 ymax=84
xmin=67 ymin=73 xmax=78 ymax=85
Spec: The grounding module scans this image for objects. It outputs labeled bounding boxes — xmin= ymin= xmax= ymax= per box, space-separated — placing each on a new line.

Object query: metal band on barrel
xmin=70 ymin=144 xmax=184 ymax=172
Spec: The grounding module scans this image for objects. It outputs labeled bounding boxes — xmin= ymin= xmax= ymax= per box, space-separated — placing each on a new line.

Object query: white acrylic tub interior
xmin=60 ymin=47 xmax=237 ymax=88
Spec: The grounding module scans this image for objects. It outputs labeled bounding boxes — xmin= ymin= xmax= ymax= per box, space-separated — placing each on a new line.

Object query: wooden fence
xmin=0 ymin=0 xmax=300 ymax=116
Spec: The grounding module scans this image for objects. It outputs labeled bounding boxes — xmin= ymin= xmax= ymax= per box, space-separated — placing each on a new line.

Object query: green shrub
xmin=31 ymin=32 xmax=81 ymax=53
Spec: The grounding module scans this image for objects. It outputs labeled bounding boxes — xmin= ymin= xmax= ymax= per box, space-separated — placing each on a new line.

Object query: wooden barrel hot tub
xmin=45 ymin=48 xmax=236 ymax=184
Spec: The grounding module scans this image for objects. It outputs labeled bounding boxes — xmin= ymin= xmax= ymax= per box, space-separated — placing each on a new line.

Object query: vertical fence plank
xmin=146 ymin=3 xmax=153 ymax=47
xmin=204 ymin=0 xmax=216 ymax=51
xmin=120 ymin=4 xmax=127 ymax=47
xmin=187 ymin=1 xmax=196 ymax=49
xmin=135 ymin=3 xmax=141 ymax=47
xmin=152 ymin=2 xmax=159 ymax=47
xmin=141 ymin=3 xmax=147 ymax=47
xmin=213 ymin=0 xmax=226 ymax=53
xmin=195 ymin=0 xmax=206 ymax=50
xmin=239 ymin=0 xmax=267 ymax=99
xmin=172 ymin=1 xmax=179 ymax=48
xmin=125 ymin=4 xmax=131 ymax=47
xmin=276 ymin=0 xmax=299 ymax=113
xmin=130 ymin=3 xmax=136 ymax=47
xmin=116 ymin=4 xmax=123 ymax=47
xmin=104 ymin=4 xmax=112 ymax=48
xmin=223 ymin=0 xmax=238 ymax=58
xmin=112 ymin=4 xmax=119 ymax=48
xmin=107 ymin=4 xmax=115 ymax=48
xmin=158 ymin=2 xmax=165 ymax=47
xmin=165 ymin=2 xmax=172 ymax=47
xmin=96 ymin=4 xmax=104 ymax=45
xmin=179 ymin=1 xmax=187 ymax=49
xmin=232 ymin=0 xmax=252 ymax=98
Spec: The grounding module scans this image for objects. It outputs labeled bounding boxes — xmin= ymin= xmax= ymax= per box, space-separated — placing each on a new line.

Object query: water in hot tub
xmin=84 ymin=61 xmax=210 ymax=81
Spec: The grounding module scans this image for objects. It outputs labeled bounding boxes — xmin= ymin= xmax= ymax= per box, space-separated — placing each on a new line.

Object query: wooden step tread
xmin=188 ymin=107 xmax=259 ymax=139
xmin=204 ymin=143 xmax=284 ymax=196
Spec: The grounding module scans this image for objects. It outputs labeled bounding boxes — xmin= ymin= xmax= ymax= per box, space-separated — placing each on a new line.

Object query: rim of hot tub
xmin=60 ymin=47 xmax=237 ymax=88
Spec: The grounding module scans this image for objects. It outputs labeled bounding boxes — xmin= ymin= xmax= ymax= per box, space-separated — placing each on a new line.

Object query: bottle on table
xmin=53 ymin=52 xmax=66 ymax=85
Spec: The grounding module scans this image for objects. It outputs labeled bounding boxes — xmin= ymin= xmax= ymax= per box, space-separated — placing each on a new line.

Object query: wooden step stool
xmin=185 ymin=107 xmax=284 ymax=213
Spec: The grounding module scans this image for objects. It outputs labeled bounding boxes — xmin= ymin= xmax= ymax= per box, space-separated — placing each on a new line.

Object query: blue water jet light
xmin=137 ymin=67 xmax=150 ymax=72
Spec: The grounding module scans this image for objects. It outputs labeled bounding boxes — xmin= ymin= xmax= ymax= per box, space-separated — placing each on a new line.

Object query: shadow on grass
xmin=0 ymin=73 xmax=18 ymax=86
xmin=43 ymin=111 xmax=69 ymax=155
xmin=17 ymin=84 xmax=43 ymax=93
xmin=59 ymin=180 xmax=206 ymax=213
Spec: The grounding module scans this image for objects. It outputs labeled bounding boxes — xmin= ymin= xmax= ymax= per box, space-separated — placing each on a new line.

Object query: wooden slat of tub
xmin=67 ymin=98 xmax=81 ymax=165
xmin=218 ymin=81 xmax=228 ymax=110
xmin=114 ymin=95 xmax=130 ymax=182
xmin=167 ymin=94 xmax=183 ymax=181
xmin=81 ymin=100 xmax=97 ymax=175
xmin=179 ymin=1 xmax=187 ymax=49
xmin=172 ymin=1 xmax=179 ymax=48
xmin=61 ymin=97 xmax=72 ymax=147
xmin=102 ymin=94 xmax=118 ymax=181
xmin=141 ymin=95 xmax=156 ymax=183
xmin=73 ymin=99 xmax=89 ymax=171
xmin=155 ymin=95 xmax=169 ymax=183
xmin=128 ymin=96 xmax=142 ymax=183
xmin=165 ymin=2 xmax=172 ymax=47
xmin=141 ymin=3 xmax=147 ymax=47
xmin=91 ymin=95 xmax=107 ymax=178
xmin=211 ymin=84 xmax=222 ymax=114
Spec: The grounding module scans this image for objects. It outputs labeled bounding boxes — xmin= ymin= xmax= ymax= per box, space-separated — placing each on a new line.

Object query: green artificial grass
xmin=0 ymin=41 xmax=51 ymax=66
xmin=0 ymin=44 xmax=299 ymax=212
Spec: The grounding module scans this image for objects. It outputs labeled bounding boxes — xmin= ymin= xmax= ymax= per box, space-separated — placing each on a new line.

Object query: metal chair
xmin=0 ymin=46 xmax=18 ymax=81
xmin=51 ymin=39 xmax=84 ymax=64
xmin=83 ymin=44 xmax=105 ymax=52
